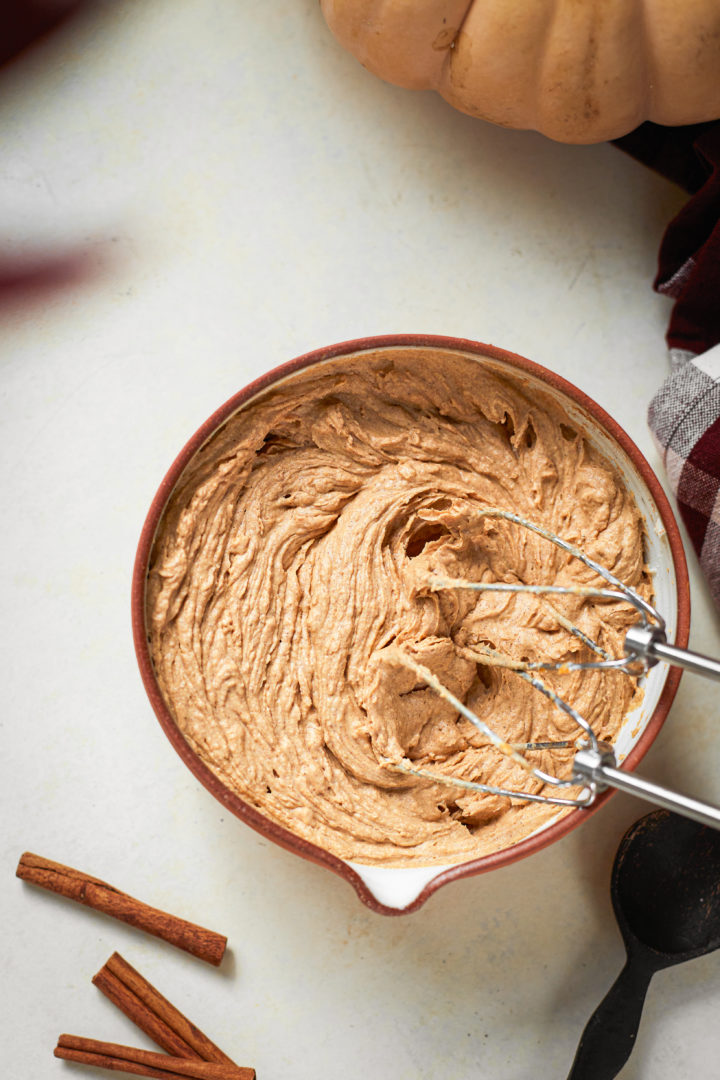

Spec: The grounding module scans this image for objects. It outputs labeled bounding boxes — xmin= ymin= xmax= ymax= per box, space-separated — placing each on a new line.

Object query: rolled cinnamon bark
xmin=17 ymin=853 xmax=227 ymax=965
xmin=93 ymin=952 xmax=236 ymax=1065
xmin=54 ymin=1035 xmax=254 ymax=1080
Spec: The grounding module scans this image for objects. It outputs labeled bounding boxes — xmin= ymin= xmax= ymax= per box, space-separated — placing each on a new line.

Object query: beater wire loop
xmin=381 ymin=508 xmax=661 ymax=811
xmin=467 ymin=508 xmax=662 ymax=631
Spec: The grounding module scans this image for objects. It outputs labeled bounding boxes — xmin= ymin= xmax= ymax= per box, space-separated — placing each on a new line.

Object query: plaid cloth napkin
xmin=614 ymin=121 xmax=720 ymax=605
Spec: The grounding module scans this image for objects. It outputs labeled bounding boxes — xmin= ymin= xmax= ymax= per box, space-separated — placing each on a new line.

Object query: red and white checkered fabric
xmin=616 ymin=121 xmax=720 ymax=604
xmin=649 ymin=345 xmax=720 ymax=605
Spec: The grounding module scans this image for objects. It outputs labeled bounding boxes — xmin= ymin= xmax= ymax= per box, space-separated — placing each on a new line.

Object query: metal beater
xmin=385 ymin=508 xmax=720 ymax=830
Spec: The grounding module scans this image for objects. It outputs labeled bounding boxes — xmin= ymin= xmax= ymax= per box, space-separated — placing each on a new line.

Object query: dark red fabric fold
xmin=614 ymin=121 xmax=720 ymax=357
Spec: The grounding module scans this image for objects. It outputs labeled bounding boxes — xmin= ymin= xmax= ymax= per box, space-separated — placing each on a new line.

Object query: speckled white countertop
xmin=2 ymin=3 xmax=720 ymax=1078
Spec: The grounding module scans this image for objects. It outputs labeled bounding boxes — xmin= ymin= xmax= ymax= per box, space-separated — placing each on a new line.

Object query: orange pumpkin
xmin=320 ymin=0 xmax=720 ymax=144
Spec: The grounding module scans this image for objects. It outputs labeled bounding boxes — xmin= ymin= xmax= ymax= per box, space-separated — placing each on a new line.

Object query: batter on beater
xmin=146 ymin=348 xmax=648 ymax=865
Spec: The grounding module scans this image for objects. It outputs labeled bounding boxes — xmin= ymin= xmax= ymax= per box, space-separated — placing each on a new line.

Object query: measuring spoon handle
xmin=566 ymin=954 xmax=654 ymax=1080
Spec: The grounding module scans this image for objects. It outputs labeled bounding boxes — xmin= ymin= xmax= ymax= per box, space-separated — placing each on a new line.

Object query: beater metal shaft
xmin=386 ymin=507 xmax=720 ymax=830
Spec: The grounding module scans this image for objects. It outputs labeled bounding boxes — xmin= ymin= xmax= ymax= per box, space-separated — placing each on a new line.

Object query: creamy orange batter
xmin=147 ymin=349 xmax=647 ymax=865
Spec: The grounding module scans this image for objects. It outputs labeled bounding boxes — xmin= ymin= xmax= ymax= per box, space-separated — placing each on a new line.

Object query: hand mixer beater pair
xmin=386 ymin=508 xmax=720 ymax=830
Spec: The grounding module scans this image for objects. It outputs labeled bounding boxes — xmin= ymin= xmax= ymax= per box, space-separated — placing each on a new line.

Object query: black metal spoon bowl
xmin=567 ymin=809 xmax=720 ymax=1079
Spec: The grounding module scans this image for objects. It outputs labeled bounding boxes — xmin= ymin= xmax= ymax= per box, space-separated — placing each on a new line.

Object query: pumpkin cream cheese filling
xmin=147 ymin=349 xmax=648 ymax=866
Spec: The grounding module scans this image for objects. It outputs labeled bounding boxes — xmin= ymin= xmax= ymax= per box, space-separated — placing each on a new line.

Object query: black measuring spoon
xmin=567 ymin=809 xmax=720 ymax=1079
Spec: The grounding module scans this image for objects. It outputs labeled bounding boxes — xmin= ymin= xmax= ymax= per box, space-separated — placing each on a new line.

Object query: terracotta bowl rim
xmin=131 ymin=333 xmax=690 ymax=916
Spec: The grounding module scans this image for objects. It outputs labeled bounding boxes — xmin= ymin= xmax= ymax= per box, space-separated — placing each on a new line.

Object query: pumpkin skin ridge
xmin=321 ymin=0 xmax=475 ymax=91
xmin=530 ymin=0 xmax=649 ymax=144
xmin=320 ymin=0 xmax=720 ymax=144
xmin=643 ymin=0 xmax=720 ymax=128
xmin=435 ymin=1 xmax=474 ymax=93
xmin=442 ymin=1 xmax=559 ymax=138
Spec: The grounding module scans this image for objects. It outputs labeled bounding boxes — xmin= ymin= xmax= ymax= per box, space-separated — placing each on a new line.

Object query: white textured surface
xmin=2 ymin=3 xmax=720 ymax=1078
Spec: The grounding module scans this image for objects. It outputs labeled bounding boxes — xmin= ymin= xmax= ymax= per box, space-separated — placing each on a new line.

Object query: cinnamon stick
xmin=54 ymin=1036 xmax=254 ymax=1080
xmin=16 ymin=853 xmax=226 ymax=966
xmin=93 ymin=967 xmax=198 ymax=1060
xmin=54 ymin=1046 xmax=178 ymax=1080
xmin=93 ymin=952 xmax=235 ymax=1065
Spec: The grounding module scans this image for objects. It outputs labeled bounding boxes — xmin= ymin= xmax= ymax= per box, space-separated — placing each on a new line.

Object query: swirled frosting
xmin=147 ymin=348 xmax=647 ymax=865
